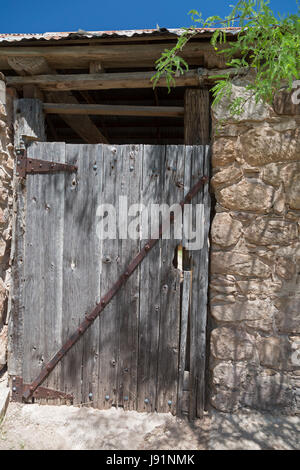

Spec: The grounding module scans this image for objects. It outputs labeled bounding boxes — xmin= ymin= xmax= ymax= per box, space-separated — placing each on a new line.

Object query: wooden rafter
xmin=8 ymin=56 xmax=108 ymax=144
xmin=43 ymin=103 xmax=184 ymax=117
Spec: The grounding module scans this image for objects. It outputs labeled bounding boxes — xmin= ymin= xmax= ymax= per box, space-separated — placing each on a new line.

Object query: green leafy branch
xmin=152 ymin=0 xmax=300 ymax=116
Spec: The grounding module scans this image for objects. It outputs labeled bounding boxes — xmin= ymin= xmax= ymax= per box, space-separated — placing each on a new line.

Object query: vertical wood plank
xmin=80 ymin=145 xmax=103 ymax=408
xmin=196 ymin=145 xmax=210 ymax=418
xmin=97 ymin=145 xmax=123 ymax=409
xmin=177 ymin=270 xmax=191 ymax=416
xmin=60 ymin=144 xmax=101 ymax=405
xmin=22 ymin=142 xmax=65 ymax=400
xmin=156 ymin=145 xmax=182 ymax=415
xmin=8 ymin=100 xmax=46 ymax=378
xmin=136 ymin=145 xmax=164 ymax=413
xmin=8 ymin=175 xmax=25 ymax=377
xmin=117 ymin=144 xmax=142 ymax=411
xmin=13 ymin=99 xmax=46 ymax=145
xmin=188 ymin=145 xmax=206 ymax=419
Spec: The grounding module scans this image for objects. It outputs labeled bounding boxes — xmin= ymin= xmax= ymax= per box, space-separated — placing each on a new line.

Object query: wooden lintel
xmin=43 ymin=103 xmax=184 ymax=118
xmin=0 ymin=42 xmax=224 ymax=60
xmin=5 ymin=68 xmax=246 ymax=92
xmin=6 ymin=70 xmax=200 ymax=91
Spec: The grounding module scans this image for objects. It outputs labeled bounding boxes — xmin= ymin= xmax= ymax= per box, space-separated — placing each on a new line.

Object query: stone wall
xmin=209 ymin=76 xmax=300 ymax=413
xmin=0 ymin=75 xmax=14 ymax=372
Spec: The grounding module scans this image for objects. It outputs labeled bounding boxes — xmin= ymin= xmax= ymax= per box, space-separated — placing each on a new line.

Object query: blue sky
xmin=0 ymin=0 xmax=298 ymax=34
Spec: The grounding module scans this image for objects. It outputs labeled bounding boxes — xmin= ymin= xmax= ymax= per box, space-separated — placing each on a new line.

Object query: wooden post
xmin=8 ymin=98 xmax=46 ymax=379
xmin=184 ymin=88 xmax=210 ymax=145
xmin=184 ymin=89 xmax=210 ymax=419
xmin=13 ymin=98 xmax=46 ymax=147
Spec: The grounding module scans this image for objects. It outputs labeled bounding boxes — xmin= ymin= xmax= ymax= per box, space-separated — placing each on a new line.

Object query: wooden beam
xmin=0 ymin=42 xmax=223 ymax=61
xmin=8 ymin=56 xmax=108 ymax=144
xmin=1 ymin=42 xmax=228 ymax=70
xmin=7 ymin=70 xmax=199 ymax=91
xmin=6 ymin=68 xmax=245 ymax=92
xmin=43 ymin=103 xmax=184 ymax=117
xmin=184 ymin=88 xmax=210 ymax=145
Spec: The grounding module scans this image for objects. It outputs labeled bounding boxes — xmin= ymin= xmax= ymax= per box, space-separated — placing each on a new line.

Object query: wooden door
xmin=9 ymin=143 xmax=210 ymax=417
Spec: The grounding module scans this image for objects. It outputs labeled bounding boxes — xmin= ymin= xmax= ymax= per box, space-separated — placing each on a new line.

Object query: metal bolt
xmin=93 ymin=165 xmax=97 ymax=170
xmin=12 ymin=377 xmax=16 ymax=382
xmin=17 ymin=160 xmax=21 ymax=165
xmin=16 ymin=150 xmax=21 ymax=155
xmin=129 ymin=166 xmax=134 ymax=172
xmin=12 ymin=386 xmax=16 ymax=392
xmin=88 ymin=392 xmax=93 ymax=400
xmin=105 ymin=395 xmax=110 ymax=401
xmin=16 ymin=172 xmax=19 ymax=176
xmin=144 ymin=398 xmax=149 ymax=404
xmin=168 ymin=400 xmax=172 ymax=406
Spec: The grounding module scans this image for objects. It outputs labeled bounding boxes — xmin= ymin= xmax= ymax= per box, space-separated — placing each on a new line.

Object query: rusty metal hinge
xmin=11 ymin=376 xmax=73 ymax=403
xmin=15 ymin=148 xmax=77 ymax=178
xmin=21 ymin=175 xmax=208 ymax=401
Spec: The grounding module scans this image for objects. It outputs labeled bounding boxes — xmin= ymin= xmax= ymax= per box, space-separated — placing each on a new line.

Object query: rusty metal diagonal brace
xmin=22 ymin=175 xmax=208 ymax=401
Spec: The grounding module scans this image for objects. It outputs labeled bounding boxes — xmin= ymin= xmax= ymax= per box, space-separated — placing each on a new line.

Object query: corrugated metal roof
xmin=0 ymin=27 xmax=240 ymax=44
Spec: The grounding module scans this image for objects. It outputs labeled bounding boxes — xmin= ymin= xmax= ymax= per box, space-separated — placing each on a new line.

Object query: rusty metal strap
xmin=11 ymin=376 xmax=73 ymax=403
xmin=15 ymin=148 xmax=77 ymax=178
xmin=22 ymin=175 xmax=208 ymax=401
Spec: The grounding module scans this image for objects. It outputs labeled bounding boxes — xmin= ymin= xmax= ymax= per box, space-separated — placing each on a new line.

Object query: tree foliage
xmin=152 ymin=0 xmax=300 ymax=116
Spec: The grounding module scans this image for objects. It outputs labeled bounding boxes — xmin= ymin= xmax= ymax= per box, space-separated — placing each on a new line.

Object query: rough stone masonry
xmin=210 ymin=75 xmax=300 ymax=413
xmin=0 ymin=74 xmax=14 ymax=373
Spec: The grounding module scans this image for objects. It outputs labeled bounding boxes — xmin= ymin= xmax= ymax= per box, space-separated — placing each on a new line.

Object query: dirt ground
xmin=0 ymin=401 xmax=299 ymax=450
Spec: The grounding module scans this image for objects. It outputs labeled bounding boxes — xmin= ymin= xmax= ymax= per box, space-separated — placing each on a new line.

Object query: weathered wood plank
xmin=177 ymin=271 xmax=191 ymax=416
xmin=0 ymin=42 xmax=225 ymax=62
xmin=136 ymin=145 xmax=164 ymax=412
xmin=97 ymin=145 xmax=123 ymax=409
xmin=60 ymin=144 xmax=102 ymax=405
xmin=6 ymin=70 xmax=201 ymax=91
xmin=116 ymin=145 xmax=142 ymax=411
xmin=184 ymin=89 xmax=210 ymax=145
xmin=156 ymin=145 xmax=182 ymax=415
xmin=196 ymin=145 xmax=211 ymax=418
xmin=22 ymin=142 xmax=65 ymax=399
xmin=5 ymin=68 xmax=245 ymax=92
xmin=8 ymin=104 xmax=46 ymax=380
xmin=188 ymin=145 xmax=206 ymax=420
xmin=80 ymin=145 xmax=103 ymax=408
